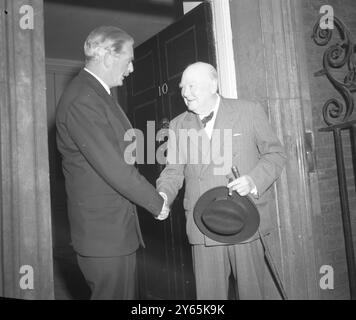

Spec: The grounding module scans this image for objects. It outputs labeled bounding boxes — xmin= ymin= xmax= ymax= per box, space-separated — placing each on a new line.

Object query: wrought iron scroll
xmin=312 ymin=16 xmax=356 ymax=126
xmin=313 ymin=16 xmax=356 ymax=300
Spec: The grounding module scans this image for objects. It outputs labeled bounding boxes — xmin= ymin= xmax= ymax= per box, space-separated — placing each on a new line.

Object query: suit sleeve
xmin=156 ymin=121 xmax=185 ymax=205
xmin=65 ymin=100 xmax=163 ymax=216
xmin=248 ymin=102 xmax=287 ymax=196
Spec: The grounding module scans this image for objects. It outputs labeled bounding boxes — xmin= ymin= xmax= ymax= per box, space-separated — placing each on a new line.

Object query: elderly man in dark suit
xmin=56 ymin=26 xmax=168 ymax=300
xmin=157 ymin=62 xmax=287 ymax=299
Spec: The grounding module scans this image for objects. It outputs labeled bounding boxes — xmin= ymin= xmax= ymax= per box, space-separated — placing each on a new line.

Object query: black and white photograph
xmin=0 ymin=0 xmax=355 ymax=306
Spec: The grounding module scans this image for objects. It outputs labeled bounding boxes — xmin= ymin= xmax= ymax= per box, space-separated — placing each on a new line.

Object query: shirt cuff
xmin=250 ymin=186 xmax=258 ymax=196
xmin=249 ymin=175 xmax=258 ymax=197
xmin=159 ymin=192 xmax=168 ymax=209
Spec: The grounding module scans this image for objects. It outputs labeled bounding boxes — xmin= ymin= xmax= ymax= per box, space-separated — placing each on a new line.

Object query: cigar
xmin=231 ymin=165 xmax=240 ymax=179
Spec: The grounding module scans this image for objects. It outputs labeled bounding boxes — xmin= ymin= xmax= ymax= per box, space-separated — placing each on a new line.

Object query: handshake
xmin=155 ymin=192 xmax=170 ymax=221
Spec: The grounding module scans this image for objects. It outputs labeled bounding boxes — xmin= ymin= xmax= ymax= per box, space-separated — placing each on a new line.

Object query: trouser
xmin=77 ymin=252 xmax=136 ymax=300
xmin=191 ymin=239 xmax=281 ymax=300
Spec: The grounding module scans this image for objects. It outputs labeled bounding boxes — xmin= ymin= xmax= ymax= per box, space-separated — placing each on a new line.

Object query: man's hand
xmin=155 ymin=192 xmax=170 ymax=221
xmin=227 ymin=175 xmax=257 ymax=196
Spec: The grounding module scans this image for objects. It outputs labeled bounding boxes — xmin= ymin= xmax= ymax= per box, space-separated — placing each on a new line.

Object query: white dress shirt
xmin=198 ymin=94 xmax=258 ymax=196
xmin=84 ymin=67 xmax=111 ymax=95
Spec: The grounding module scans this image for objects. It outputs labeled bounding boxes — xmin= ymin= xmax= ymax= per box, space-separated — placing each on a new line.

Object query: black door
xmin=127 ymin=2 xmax=216 ymax=300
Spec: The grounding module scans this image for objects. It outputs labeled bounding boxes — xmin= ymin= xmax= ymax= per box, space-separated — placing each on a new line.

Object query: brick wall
xmin=302 ymin=0 xmax=356 ymax=299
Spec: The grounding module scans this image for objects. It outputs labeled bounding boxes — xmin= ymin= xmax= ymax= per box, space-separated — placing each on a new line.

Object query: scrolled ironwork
xmin=312 ymin=16 xmax=356 ymax=126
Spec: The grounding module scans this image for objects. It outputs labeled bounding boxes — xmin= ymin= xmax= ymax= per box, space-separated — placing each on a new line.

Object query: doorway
xmin=44 ymin=0 xmax=218 ymax=300
xmin=126 ymin=2 xmax=216 ymax=299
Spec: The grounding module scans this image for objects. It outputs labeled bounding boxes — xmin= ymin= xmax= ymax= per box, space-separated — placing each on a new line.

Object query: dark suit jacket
xmin=56 ymin=69 xmax=163 ymax=257
xmin=157 ymin=97 xmax=286 ymax=245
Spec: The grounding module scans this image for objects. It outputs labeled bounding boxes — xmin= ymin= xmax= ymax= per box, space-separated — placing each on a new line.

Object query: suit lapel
xmin=79 ymin=70 xmax=132 ymax=143
xmin=181 ymin=111 xmax=210 ymax=167
xmin=200 ymin=98 xmax=238 ymax=175
xmin=108 ymin=94 xmax=132 ymax=132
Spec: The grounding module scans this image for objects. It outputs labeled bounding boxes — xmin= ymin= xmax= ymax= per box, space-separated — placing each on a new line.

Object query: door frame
xmin=209 ymin=0 xmax=238 ymax=98
xmin=185 ymin=1 xmax=238 ymax=98
xmin=6 ymin=0 xmax=317 ymax=299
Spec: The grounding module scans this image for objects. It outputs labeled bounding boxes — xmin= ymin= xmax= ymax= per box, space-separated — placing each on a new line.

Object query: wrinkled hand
xmin=227 ymin=175 xmax=256 ymax=196
xmin=155 ymin=192 xmax=170 ymax=221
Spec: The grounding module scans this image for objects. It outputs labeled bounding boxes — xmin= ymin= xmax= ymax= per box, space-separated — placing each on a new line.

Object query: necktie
xmin=201 ymin=111 xmax=214 ymax=128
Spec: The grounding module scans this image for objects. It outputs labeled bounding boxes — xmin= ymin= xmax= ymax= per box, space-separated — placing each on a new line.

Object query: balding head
xmin=179 ymin=62 xmax=218 ymax=115
xmin=182 ymin=62 xmax=218 ymax=84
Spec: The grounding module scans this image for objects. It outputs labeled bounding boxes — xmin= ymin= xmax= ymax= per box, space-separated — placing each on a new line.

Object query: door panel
xmin=159 ymin=2 xmax=215 ymax=120
xmin=168 ymin=90 xmax=186 ymax=119
xmin=128 ymin=35 xmax=174 ymax=299
xmin=127 ymin=2 xmax=216 ymax=300
xmin=129 ymin=36 xmax=162 ymax=120
xmin=164 ymin=27 xmax=198 ymax=78
xmin=132 ymin=101 xmax=174 ymax=299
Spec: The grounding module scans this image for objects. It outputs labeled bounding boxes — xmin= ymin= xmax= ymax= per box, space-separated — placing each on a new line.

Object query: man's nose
xmin=181 ymin=86 xmax=189 ymax=97
xmin=128 ymin=62 xmax=134 ymax=73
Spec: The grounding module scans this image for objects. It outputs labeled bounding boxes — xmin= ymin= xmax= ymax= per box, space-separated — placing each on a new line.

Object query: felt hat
xmin=193 ymin=186 xmax=260 ymax=243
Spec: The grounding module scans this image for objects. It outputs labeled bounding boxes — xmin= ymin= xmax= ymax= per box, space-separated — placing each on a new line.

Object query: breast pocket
xmin=232 ymin=132 xmax=243 ymax=157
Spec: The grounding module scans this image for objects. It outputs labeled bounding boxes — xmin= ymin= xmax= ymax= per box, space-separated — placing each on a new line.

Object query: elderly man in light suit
xmin=157 ymin=62 xmax=286 ymax=299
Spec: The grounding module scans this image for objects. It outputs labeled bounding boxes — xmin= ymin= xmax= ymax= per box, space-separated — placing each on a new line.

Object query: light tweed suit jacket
xmin=157 ymin=97 xmax=286 ymax=246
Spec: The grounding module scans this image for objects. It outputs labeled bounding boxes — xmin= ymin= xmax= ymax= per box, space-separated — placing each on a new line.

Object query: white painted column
xmin=183 ymin=0 xmax=238 ymax=99
xmin=209 ymin=0 xmax=238 ymax=98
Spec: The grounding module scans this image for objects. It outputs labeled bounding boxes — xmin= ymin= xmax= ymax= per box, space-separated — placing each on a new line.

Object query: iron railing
xmin=313 ymin=16 xmax=356 ymax=300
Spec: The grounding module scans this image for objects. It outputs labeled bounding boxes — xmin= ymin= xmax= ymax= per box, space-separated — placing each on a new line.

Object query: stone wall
xmin=301 ymin=0 xmax=356 ymax=299
xmin=229 ymin=0 xmax=355 ymax=299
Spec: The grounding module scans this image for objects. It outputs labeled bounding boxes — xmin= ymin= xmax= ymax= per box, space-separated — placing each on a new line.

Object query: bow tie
xmin=201 ymin=111 xmax=214 ymax=127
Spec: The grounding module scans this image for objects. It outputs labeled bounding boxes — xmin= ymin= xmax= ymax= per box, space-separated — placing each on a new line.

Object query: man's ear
xmin=211 ymin=79 xmax=218 ymax=94
xmin=102 ymin=51 xmax=112 ymax=69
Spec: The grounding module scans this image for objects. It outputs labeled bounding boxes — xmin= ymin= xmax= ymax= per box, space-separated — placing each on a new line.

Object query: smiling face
xmin=179 ymin=63 xmax=218 ymax=115
xmin=104 ymin=40 xmax=134 ymax=87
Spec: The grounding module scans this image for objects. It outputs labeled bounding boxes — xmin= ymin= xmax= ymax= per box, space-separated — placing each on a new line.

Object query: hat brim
xmin=193 ymin=186 xmax=260 ymax=244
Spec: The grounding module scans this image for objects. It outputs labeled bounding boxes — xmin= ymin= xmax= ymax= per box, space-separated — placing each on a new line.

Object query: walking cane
xmin=231 ymin=166 xmax=288 ymax=300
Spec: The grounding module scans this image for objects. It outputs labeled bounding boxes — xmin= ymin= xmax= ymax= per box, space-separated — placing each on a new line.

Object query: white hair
xmin=84 ymin=26 xmax=133 ymax=64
